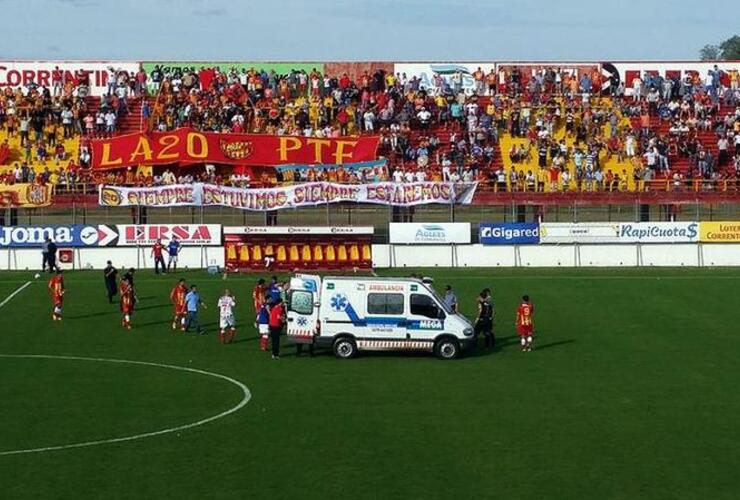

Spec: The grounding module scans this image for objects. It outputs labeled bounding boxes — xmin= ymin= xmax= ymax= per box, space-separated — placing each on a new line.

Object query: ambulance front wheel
xmin=434 ymin=337 xmax=460 ymax=360
xmin=333 ymin=336 xmax=357 ymax=359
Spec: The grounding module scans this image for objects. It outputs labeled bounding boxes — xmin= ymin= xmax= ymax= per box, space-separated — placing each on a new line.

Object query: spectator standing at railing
xmin=152 ymin=239 xmax=166 ymax=275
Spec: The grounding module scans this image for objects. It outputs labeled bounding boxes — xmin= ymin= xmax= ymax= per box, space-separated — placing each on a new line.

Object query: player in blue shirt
xmin=267 ymin=275 xmax=281 ymax=302
xmin=167 ymin=237 xmax=181 ymax=272
xmin=184 ymin=285 xmax=206 ymax=335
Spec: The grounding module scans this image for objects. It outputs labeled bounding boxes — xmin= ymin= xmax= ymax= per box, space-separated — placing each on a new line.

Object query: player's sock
xmin=228 ymin=329 xmax=236 ymax=343
xmin=219 ymin=330 xmax=225 ymax=343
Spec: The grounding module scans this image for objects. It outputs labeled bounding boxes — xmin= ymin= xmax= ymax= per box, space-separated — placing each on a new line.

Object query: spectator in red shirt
xmin=268 ymin=298 xmax=286 ymax=359
xmin=151 ymin=239 xmax=166 ymax=274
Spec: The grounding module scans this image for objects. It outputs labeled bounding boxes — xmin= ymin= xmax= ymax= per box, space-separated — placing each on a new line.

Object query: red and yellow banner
xmin=0 ymin=183 xmax=52 ymax=207
xmin=91 ymin=128 xmax=380 ymax=169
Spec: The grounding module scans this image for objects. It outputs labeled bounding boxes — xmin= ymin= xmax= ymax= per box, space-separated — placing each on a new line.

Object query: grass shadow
xmin=534 ymin=339 xmax=576 ymax=351
xmin=68 ymin=310 xmax=120 ymax=319
xmin=465 ymin=334 xmax=521 ymax=356
xmin=135 ymin=320 xmax=176 ymax=328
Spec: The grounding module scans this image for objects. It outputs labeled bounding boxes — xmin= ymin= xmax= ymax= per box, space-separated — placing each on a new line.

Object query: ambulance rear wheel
xmin=333 ymin=337 xmax=357 ymax=359
xmin=434 ymin=338 xmax=459 ymax=360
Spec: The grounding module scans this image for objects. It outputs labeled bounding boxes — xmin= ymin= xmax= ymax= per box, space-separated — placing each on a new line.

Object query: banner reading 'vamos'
xmin=99 ymin=182 xmax=478 ymax=211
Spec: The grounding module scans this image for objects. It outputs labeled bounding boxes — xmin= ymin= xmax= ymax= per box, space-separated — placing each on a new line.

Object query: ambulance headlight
xmin=463 ymin=327 xmax=474 ymax=337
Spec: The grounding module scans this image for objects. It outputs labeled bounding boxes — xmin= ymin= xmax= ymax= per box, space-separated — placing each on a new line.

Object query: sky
xmin=0 ymin=0 xmax=736 ymax=61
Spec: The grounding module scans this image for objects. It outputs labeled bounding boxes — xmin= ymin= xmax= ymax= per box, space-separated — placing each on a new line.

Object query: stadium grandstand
xmin=3 ymin=0 xmax=740 ymax=495
xmin=1 ymin=61 xmax=738 ymax=211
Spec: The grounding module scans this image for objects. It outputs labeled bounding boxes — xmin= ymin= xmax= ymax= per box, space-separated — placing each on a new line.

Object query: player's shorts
xmin=220 ymin=315 xmax=236 ymax=330
xmin=516 ymin=326 xmax=533 ymax=336
xmin=474 ymin=319 xmax=492 ymax=334
xmin=258 ymin=324 xmax=269 ymax=335
xmin=174 ymin=304 xmax=186 ymax=315
xmin=121 ymin=302 xmax=134 ymax=314
xmin=168 ymin=254 xmax=178 ymax=263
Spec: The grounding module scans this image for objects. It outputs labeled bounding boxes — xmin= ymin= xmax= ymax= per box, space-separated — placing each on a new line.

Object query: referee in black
xmin=103 ymin=261 xmax=118 ymax=303
xmin=474 ymin=288 xmax=495 ymax=349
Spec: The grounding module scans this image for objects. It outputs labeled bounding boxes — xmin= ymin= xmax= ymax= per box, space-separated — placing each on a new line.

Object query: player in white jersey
xmin=217 ymin=289 xmax=237 ymax=344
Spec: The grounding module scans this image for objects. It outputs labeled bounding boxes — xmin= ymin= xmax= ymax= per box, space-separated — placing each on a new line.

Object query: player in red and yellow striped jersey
xmin=170 ymin=278 xmax=188 ymax=331
xmin=120 ymin=277 xmax=136 ymax=330
xmin=48 ymin=271 xmax=65 ymax=321
xmin=516 ymin=295 xmax=535 ymax=352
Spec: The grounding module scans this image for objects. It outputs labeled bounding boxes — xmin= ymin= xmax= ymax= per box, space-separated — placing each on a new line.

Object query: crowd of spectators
xmin=0 ymin=66 xmax=147 ymax=188
xmin=1 ymin=63 xmax=739 ymax=194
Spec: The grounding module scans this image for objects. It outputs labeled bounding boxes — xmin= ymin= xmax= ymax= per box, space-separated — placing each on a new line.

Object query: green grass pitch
xmin=1 ymin=267 xmax=739 ymax=499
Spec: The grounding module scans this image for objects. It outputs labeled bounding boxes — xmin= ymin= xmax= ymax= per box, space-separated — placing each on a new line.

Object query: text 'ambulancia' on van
xmin=286 ymin=274 xmax=475 ymax=360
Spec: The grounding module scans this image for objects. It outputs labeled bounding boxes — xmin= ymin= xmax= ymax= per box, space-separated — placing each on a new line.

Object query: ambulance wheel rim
xmin=439 ymin=341 xmax=457 ymax=359
xmin=335 ymin=339 xmax=355 ymax=358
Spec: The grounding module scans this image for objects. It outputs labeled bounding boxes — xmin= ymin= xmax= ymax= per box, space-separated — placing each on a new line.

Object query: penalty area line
xmin=0 ymin=281 xmax=32 ymax=309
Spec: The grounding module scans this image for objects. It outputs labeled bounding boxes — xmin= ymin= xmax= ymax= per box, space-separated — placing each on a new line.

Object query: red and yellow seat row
xmin=226 ymin=243 xmax=372 ymax=264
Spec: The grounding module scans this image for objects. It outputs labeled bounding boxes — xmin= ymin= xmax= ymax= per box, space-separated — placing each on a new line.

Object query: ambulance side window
xmin=289 ymin=290 xmax=313 ymax=315
xmin=410 ymin=293 xmax=442 ymax=319
xmin=367 ymin=293 xmax=404 ymax=315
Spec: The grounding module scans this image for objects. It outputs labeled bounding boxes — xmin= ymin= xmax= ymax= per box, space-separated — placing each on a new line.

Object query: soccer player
xmin=252 ymin=278 xmax=266 ymax=314
xmin=166 ymin=237 xmax=181 ymax=272
xmin=170 ymin=278 xmax=188 ymax=331
xmin=516 ymin=295 xmax=535 ymax=352
xmin=48 ymin=270 xmax=65 ymax=321
xmin=257 ymin=293 xmax=270 ymax=351
xmin=267 ymin=276 xmax=281 ymax=303
xmin=123 ymin=268 xmax=136 ymax=289
xmin=217 ymin=289 xmax=237 ymax=344
xmin=120 ymin=277 xmax=136 ymax=330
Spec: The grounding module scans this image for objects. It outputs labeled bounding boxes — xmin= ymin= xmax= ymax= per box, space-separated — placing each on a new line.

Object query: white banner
xmin=389 ymin=223 xmax=471 ymax=244
xmin=617 ymin=222 xmax=699 ymax=243
xmin=0 ymin=61 xmax=140 ymax=96
xmin=115 ymin=224 xmax=221 ymax=246
xmin=600 ymin=61 xmax=739 ymax=95
xmin=99 ymin=182 xmax=477 ymax=210
xmin=224 ymin=226 xmax=374 ymax=235
xmin=540 ymin=223 xmax=620 ymax=244
xmin=393 ymin=63 xmax=495 ymax=93
xmin=540 ymin=222 xmax=700 ymax=244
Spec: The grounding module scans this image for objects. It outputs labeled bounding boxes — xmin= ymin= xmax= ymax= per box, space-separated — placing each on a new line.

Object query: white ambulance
xmin=286 ymin=274 xmax=475 ymax=360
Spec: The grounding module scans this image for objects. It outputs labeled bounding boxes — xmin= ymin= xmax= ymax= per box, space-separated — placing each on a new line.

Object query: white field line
xmin=0 ymin=281 xmax=32 ymax=309
xmin=0 ymin=355 xmax=251 ymax=456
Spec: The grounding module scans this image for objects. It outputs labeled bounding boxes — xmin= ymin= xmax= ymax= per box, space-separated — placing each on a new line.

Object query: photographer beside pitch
xmin=41 ymin=236 xmax=59 ymax=273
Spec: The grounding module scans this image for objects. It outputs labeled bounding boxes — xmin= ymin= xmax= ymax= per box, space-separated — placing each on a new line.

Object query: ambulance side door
xmin=361 ymin=291 xmax=408 ymax=346
xmin=287 ymin=275 xmax=320 ymax=344
xmin=406 ymin=290 xmax=446 ymax=348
